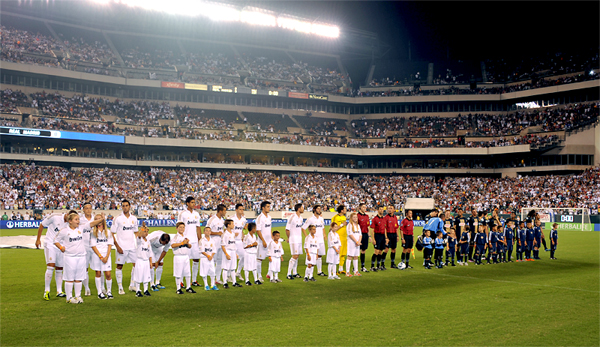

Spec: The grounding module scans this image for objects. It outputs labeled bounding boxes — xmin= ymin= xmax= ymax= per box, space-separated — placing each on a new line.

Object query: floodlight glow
xmin=311 ymin=23 xmax=340 ymax=38
xmin=277 ymin=17 xmax=312 ymax=34
xmin=201 ymin=3 xmax=240 ymax=21
xmin=241 ymin=10 xmax=276 ymax=27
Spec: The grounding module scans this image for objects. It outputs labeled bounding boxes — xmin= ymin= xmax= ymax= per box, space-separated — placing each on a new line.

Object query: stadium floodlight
xmin=277 ymin=17 xmax=312 ymax=34
xmin=311 ymin=23 xmax=340 ymax=38
xmin=240 ymin=8 xmax=276 ymax=27
xmin=200 ymin=3 xmax=240 ymax=21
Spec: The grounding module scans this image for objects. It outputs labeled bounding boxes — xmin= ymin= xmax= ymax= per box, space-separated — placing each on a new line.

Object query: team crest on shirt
xmin=78 ymin=231 xmax=81 ymax=234
xmin=49 ymin=257 xmax=52 ymax=260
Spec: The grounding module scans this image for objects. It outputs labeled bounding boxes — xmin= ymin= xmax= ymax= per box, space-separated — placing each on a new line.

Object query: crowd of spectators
xmin=0 ymin=89 xmax=29 ymax=114
xmin=1 ymin=163 xmax=598 ymax=215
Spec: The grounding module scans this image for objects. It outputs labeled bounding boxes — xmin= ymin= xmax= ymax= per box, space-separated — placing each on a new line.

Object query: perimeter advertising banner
xmin=161 ymin=81 xmax=184 ymax=89
xmin=288 ymin=92 xmax=309 ymax=99
xmin=185 ymin=83 xmax=208 ymax=91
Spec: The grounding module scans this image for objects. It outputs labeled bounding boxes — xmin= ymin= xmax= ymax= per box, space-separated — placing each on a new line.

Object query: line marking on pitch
xmin=415 ymin=270 xmax=600 ymax=293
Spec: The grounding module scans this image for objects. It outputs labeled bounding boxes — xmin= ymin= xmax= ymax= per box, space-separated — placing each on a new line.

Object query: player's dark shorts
xmin=490 ymin=243 xmax=497 ymax=253
xmin=550 ymin=241 xmax=557 ymax=250
xmin=360 ymin=233 xmax=369 ymax=251
xmin=497 ymin=244 xmax=505 ymax=253
xmin=447 ymin=248 xmax=455 ymax=257
xmin=460 ymin=243 xmax=469 ymax=254
xmin=402 ymin=234 xmax=414 ymax=249
xmin=434 ymin=248 xmax=444 ymax=259
xmin=534 ymin=237 xmax=541 ymax=248
xmin=526 ymin=240 xmax=534 ymax=251
xmin=374 ymin=233 xmax=386 ymax=250
xmin=506 ymin=240 xmax=514 ymax=250
xmin=475 ymin=244 xmax=485 ymax=255
xmin=423 ymin=248 xmax=433 ymax=259
xmin=387 ymin=233 xmax=397 ymax=249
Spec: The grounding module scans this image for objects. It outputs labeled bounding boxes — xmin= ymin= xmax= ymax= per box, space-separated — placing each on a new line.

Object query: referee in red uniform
xmin=400 ymin=210 xmax=414 ymax=269
xmin=357 ymin=203 xmax=371 ymax=272
xmin=370 ymin=205 xmax=386 ymax=271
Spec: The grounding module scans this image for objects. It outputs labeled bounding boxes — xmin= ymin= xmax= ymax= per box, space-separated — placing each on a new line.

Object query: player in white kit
xmin=302 ymin=205 xmax=326 ymax=277
xmin=206 ymin=204 xmax=226 ymax=284
xmin=304 ymin=225 xmax=319 ymax=282
xmin=286 ymin=203 xmax=305 ymax=280
xmin=90 ymin=214 xmax=114 ymax=299
xmin=177 ymin=197 xmax=202 ymax=286
xmin=171 ymin=222 xmax=195 ymax=294
xmin=54 ymin=213 xmax=105 ymax=304
xmin=36 ymin=210 xmax=78 ymax=300
xmin=327 ymin=222 xmax=342 ymax=280
xmin=132 ymin=224 xmax=153 ymax=297
xmin=147 ymin=230 xmax=171 ymax=291
xmin=255 ymin=201 xmax=272 ymax=282
xmin=243 ymin=223 xmax=260 ymax=285
xmin=80 ymin=203 xmax=94 ymax=296
xmin=268 ymin=231 xmax=284 ymax=283
xmin=221 ymin=219 xmax=242 ymax=289
xmin=200 ymin=226 xmax=218 ymax=291
xmin=346 ymin=213 xmax=363 ymax=277
xmin=111 ymin=200 xmax=139 ymax=295
xmin=233 ymin=204 xmax=247 ymax=281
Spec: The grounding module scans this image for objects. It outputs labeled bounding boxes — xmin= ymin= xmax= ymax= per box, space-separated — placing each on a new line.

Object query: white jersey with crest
xmin=206 ymin=215 xmax=224 ymax=244
xmin=286 ymin=213 xmax=304 ymax=244
xmin=136 ymin=237 xmax=152 ymax=261
xmin=243 ymin=234 xmax=258 ymax=255
xmin=90 ymin=229 xmax=114 ymax=254
xmin=303 ymin=215 xmax=325 ymax=243
xmin=199 ymin=235 xmax=216 ymax=259
xmin=304 ymin=234 xmax=320 ymax=255
xmin=268 ymin=240 xmax=284 ymax=258
xmin=111 ymin=213 xmax=138 ymax=251
xmin=178 ymin=209 xmax=201 ymax=244
xmin=256 ymin=213 xmax=272 ymax=244
xmin=233 ymin=215 xmax=247 ymax=241
xmin=221 ymin=230 xmax=237 ymax=252
xmin=80 ymin=214 xmax=94 ymax=251
xmin=41 ymin=213 xmax=67 ymax=247
xmin=54 ymin=226 xmax=86 ymax=257
xmin=171 ymin=233 xmax=190 ymax=257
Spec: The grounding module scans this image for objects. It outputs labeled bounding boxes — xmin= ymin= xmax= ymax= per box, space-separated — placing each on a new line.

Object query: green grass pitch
xmin=1 ymin=226 xmax=598 ymax=346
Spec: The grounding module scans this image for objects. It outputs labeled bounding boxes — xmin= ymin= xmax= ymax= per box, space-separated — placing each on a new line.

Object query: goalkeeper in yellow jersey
xmin=331 ymin=205 xmax=348 ymax=275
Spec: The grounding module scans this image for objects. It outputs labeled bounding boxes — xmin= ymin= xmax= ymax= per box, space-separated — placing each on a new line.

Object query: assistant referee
xmin=400 ymin=210 xmax=414 ymax=269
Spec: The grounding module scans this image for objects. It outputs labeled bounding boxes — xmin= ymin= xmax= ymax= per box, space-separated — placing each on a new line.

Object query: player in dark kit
xmin=504 ymin=220 xmax=515 ymax=262
xmin=400 ymin=210 xmax=414 ymax=269
xmin=516 ymin=221 xmax=526 ymax=262
xmin=454 ymin=208 xmax=468 ymax=264
xmin=468 ymin=207 xmax=479 ymax=262
xmin=357 ymin=203 xmax=371 ymax=272
xmin=369 ymin=206 xmax=386 ymax=271
xmin=383 ymin=205 xmax=399 ymax=269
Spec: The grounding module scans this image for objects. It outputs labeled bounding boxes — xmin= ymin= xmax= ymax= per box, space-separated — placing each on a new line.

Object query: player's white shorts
xmin=85 ymin=248 xmax=93 ymax=267
xmin=326 ymin=248 xmax=340 ymax=264
xmin=318 ymin=243 xmax=326 ymax=256
xmin=189 ymin=243 xmax=201 ymax=259
xmin=290 ymin=243 xmax=303 ymax=255
xmin=90 ymin=253 xmax=112 ymax=272
xmin=306 ymin=253 xmax=318 ymax=266
xmin=173 ymin=255 xmax=191 ymax=278
xmin=115 ymin=249 xmax=137 ymax=265
xmin=200 ymin=257 xmax=216 ymax=277
xmin=269 ymin=257 xmax=281 ymax=273
xmin=221 ymin=250 xmax=237 ymax=270
xmin=132 ymin=259 xmax=152 ymax=283
xmin=63 ymin=255 xmax=86 ymax=281
xmin=244 ymin=252 xmax=257 ymax=271
xmin=152 ymin=251 xmax=163 ymax=265
xmin=257 ymin=244 xmax=269 ymax=259
xmin=347 ymin=244 xmax=360 ymax=257
xmin=44 ymin=245 xmax=64 ymax=267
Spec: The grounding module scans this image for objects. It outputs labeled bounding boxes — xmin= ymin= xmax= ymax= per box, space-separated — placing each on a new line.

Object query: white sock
xmin=256 ymin=261 xmax=262 ymax=279
xmin=45 ymin=266 xmax=53 ymax=292
xmin=274 ymin=272 xmax=279 ymax=280
xmin=267 ymin=269 xmax=273 ymax=278
xmin=151 ymin=268 xmax=156 ymax=286
xmin=95 ymin=277 xmax=102 ymax=295
xmin=310 ymin=267 xmax=315 ymax=278
xmin=55 ymin=270 xmax=63 ymax=294
xmin=294 ymin=258 xmax=299 ymax=274
xmin=245 ymin=270 xmax=250 ymax=283
xmin=83 ymin=271 xmax=89 ymax=291
xmin=305 ymin=266 xmax=311 ymax=278
xmin=202 ymin=276 xmax=208 ymax=287
xmin=116 ymin=269 xmax=123 ymax=289
xmin=105 ymin=279 xmax=112 ymax=294
xmin=328 ymin=264 xmax=334 ymax=277
xmin=130 ymin=268 xmax=135 ymax=287
xmin=143 ymin=282 xmax=149 ymax=292
xmin=346 ymin=259 xmax=351 ymax=273
xmin=288 ymin=258 xmax=295 ymax=276
xmin=176 ymin=277 xmax=182 ymax=290
xmin=185 ymin=276 xmax=191 ymax=288
xmin=316 ymin=258 xmax=322 ymax=273
xmin=210 ymin=276 xmax=215 ymax=287
xmin=74 ymin=282 xmax=82 ymax=298
xmin=353 ymin=259 xmax=359 ymax=272
xmin=156 ymin=266 xmax=163 ymax=285
xmin=135 ymin=282 xmax=140 ymax=292
xmin=192 ymin=262 xmax=199 ymax=283
xmin=65 ymin=282 xmax=73 ymax=300
xmin=339 ymin=263 xmax=344 ymax=272
xmin=252 ymin=270 xmax=257 ymax=281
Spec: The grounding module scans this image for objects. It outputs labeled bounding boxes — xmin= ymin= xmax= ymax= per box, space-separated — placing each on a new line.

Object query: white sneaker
xmin=328 ymin=276 xmax=335 ymax=280
xmin=128 ymin=286 xmax=136 ymax=292
xmin=270 ymin=279 xmax=277 ymax=283
xmin=84 ymin=288 xmax=91 ymax=296
xmin=76 ymin=297 xmax=84 ymax=304
xmin=236 ymin=273 xmax=244 ymax=281
xmin=258 ymin=277 xmax=264 ymax=283
xmin=464 ymin=262 xmax=469 ymax=266
xmin=68 ymin=297 xmax=78 ymax=304
xmin=334 ymin=276 xmax=341 ymax=280
xmin=118 ymin=288 xmax=126 ymax=295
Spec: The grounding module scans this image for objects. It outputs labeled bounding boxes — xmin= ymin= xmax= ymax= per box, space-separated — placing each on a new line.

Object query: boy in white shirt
xmin=327 ymin=223 xmax=342 ymax=280
xmin=268 ymin=231 xmax=284 ymax=283
xmin=221 ymin=219 xmax=242 ymax=289
xmin=304 ymin=225 xmax=319 ymax=282
xmin=90 ymin=215 xmax=113 ymax=299
xmin=200 ymin=227 xmax=218 ymax=291
xmin=243 ymin=223 xmax=260 ymax=285
xmin=171 ymin=222 xmax=196 ymax=294
xmin=132 ymin=224 xmax=153 ymax=297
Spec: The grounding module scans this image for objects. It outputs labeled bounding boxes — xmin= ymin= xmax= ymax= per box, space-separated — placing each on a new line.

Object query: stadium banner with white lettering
xmin=309 ymin=94 xmax=328 ymax=101
xmin=1 ymin=219 xmax=332 ymax=229
xmin=0 ymin=126 xmax=125 ymax=143
xmin=288 ymin=92 xmax=309 ymax=99
xmin=161 ymin=81 xmax=184 ymax=89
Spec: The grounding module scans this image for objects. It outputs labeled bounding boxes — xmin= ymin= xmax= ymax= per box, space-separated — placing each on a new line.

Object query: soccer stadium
xmin=0 ymin=1 xmax=599 ymax=346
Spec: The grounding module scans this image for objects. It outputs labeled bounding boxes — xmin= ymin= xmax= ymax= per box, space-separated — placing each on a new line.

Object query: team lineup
xmin=36 ymin=198 xmax=559 ymax=303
